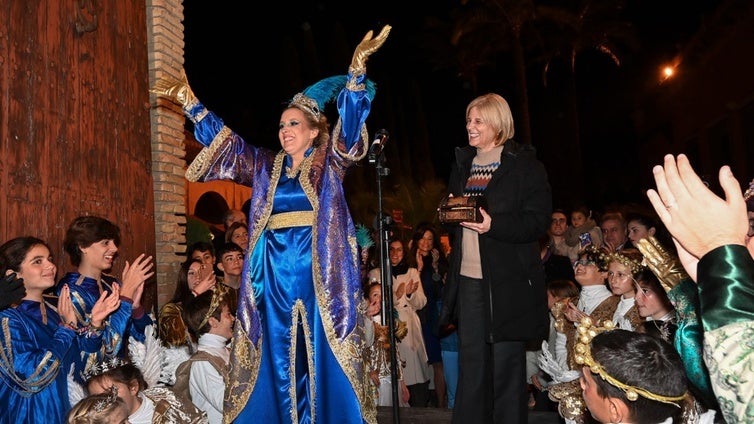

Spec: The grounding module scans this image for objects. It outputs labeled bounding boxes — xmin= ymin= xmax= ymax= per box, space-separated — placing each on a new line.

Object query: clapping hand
xmin=120 ymin=254 xmax=155 ymax=308
xmin=0 ymin=272 xmax=25 ymax=309
xmin=90 ymin=282 xmax=121 ymax=328
xmin=58 ymin=284 xmax=79 ymax=328
xmin=646 ymin=154 xmax=748 ymax=266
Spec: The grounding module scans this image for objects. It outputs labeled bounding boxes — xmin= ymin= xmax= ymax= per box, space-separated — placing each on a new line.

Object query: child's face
xmin=607 ymin=262 xmax=636 ymax=298
xmin=368 ymin=284 xmax=382 ymax=315
xmin=219 ymin=251 xmax=244 ymax=277
xmin=571 ymin=212 xmax=587 ymax=228
xmin=213 ymin=304 xmax=235 ymax=339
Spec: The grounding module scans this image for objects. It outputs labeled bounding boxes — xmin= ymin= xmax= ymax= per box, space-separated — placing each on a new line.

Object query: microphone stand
xmin=371 ymin=144 xmax=401 ymax=423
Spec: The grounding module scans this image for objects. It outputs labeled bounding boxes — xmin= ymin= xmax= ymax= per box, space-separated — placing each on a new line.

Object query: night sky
xmin=182 ymin=0 xmax=724 ymax=212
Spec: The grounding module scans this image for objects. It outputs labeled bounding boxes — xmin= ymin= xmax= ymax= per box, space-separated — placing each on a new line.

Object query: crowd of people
xmin=1 ymin=19 xmax=754 ymax=424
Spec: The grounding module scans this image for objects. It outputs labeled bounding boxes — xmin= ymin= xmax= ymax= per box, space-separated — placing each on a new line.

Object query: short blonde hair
xmin=466 ymin=93 xmax=515 ymax=146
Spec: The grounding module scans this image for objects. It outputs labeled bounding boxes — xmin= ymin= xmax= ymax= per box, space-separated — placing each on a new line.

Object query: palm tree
xmin=534 ymin=0 xmax=639 ymax=201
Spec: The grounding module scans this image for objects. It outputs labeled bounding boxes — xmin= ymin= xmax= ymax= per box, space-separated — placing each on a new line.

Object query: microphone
xmin=367 ymin=129 xmax=389 ymax=164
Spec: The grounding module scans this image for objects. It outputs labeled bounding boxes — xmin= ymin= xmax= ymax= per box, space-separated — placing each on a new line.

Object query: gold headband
xmin=573 ymin=317 xmax=687 ymax=407
xmin=288 ymin=93 xmax=321 ymax=121
xmin=198 ymin=287 xmax=226 ymax=330
xmin=605 ymin=251 xmax=644 ymax=275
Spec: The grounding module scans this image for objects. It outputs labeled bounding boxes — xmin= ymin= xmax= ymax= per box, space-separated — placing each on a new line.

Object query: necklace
xmin=285 ymin=151 xmax=314 ymax=179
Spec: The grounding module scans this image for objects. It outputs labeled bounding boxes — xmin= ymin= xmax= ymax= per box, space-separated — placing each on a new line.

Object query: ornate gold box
xmin=437 ymin=195 xmax=487 ymax=224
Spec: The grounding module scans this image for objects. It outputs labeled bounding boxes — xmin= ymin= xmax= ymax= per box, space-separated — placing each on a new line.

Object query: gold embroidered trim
xmin=288 ymin=301 xmax=316 ymax=423
xmin=185 ymin=126 xmax=233 ymax=182
xmin=266 ymin=211 xmax=315 ymax=230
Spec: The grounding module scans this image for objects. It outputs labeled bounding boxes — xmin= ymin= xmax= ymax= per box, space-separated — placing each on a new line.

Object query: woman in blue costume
xmin=153 ymin=25 xmax=391 ymax=424
xmin=56 ymin=215 xmax=155 ymax=358
xmin=0 ymin=237 xmax=120 ymax=424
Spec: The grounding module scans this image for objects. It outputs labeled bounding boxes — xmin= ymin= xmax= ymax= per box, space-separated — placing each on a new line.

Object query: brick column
xmin=146 ymin=0 xmax=186 ymax=308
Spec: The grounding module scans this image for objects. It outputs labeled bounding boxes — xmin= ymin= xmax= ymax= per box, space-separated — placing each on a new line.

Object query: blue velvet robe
xmin=0 ymin=300 xmax=104 ymax=424
xmin=183 ymin=72 xmax=374 ymax=424
xmin=56 ymin=272 xmax=153 ymax=357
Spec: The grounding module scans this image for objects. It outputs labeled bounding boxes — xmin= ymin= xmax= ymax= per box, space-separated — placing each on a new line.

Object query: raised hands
xmin=151 ymin=69 xmax=197 ymax=108
xmin=350 ymin=25 xmax=392 ymax=73
xmin=646 ymin=154 xmax=748 ymax=259
xmin=192 ymin=266 xmax=216 ymax=296
xmin=119 ymin=254 xmax=155 ymax=308
xmin=90 ymin=282 xmax=121 ymax=328
xmin=395 ymin=279 xmax=419 ymax=299
xmin=58 ymin=284 xmax=79 ymax=327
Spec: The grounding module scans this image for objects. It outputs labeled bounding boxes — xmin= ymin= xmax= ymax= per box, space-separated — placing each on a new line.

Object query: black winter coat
xmin=439 ymin=140 xmax=551 ymax=343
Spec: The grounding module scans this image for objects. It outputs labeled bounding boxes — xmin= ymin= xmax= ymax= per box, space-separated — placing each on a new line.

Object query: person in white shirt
xmin=174 ymin=291 xmax=234 ymax=424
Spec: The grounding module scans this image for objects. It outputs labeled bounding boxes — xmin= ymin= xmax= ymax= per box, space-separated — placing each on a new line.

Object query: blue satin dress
xmin=0 ymin=300 xmax=103 ymax=424
xmin=182 ymin=70 xmax=375 ymax=424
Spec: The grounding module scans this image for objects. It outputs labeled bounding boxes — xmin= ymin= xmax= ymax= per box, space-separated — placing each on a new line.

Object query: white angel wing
xmin=538 ymin=341 xmax=581 ymax=384
xmin=160 ymin=345 xmax=192 ymax=386
xmin=129 ymin=324 xmax=164 ymax=388
xmin=67 ymin=363 xmax=86 ymax=407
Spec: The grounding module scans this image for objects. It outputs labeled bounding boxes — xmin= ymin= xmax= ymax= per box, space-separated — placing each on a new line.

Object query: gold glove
xmin=151 ymin=69 xmax=198 ymax=109
xmin=635 ymin=236 xmax=690 ymax=293
xmin=349 ymin=25 xmax=392 ymax=75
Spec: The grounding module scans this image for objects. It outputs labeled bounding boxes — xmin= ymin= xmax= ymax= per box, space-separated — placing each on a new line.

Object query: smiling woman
xmin=152 ymin=25 xmax=391 ymax=423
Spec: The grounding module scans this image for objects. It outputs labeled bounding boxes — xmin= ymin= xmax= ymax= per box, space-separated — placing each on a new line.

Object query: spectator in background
xmin=408 ymin=222 xmax=449 ymax=408
xmin=565 ymin=205 xmax=603 ymax=250
xmin=600 ymin=211 xmax=630 ymax=252
xmin=222 ymin=209 xmax=246 ymax=233
xmin=548 ymin=209 xmax=579 ymax=263
xmin=370 ymin=236 xmax=430 ymax=407
xmin=174 ymin=291 xmax=234 ymax=424
xmin=224 ymin=222 xmax=248 ymax=254
xmin=214 ymin=242 xmax=243 ymax=315
xmin=187 ymin=241 xmax=219 ymax=277
xmin=158 ymin=258 xmax=216 ymax=349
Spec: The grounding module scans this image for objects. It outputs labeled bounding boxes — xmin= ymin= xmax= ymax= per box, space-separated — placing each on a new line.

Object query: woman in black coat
xmin=440 ymin=93 xmax=552 ymax=424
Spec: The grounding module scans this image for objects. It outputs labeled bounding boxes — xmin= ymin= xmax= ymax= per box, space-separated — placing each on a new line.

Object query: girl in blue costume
xmin=56 ymin=215 xmax=155 ymax=358
xmin=153 ymin=25 xmax=391 ymax=424
xmin=0 ymin=237 xmax=121 ymax=424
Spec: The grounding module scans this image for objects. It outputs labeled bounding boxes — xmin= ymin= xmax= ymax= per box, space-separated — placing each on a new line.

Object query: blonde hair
xmin=67 ymin=390 xmax=129 ymax=424
xmin=466 ymin=93 xmax=515 ymax=146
